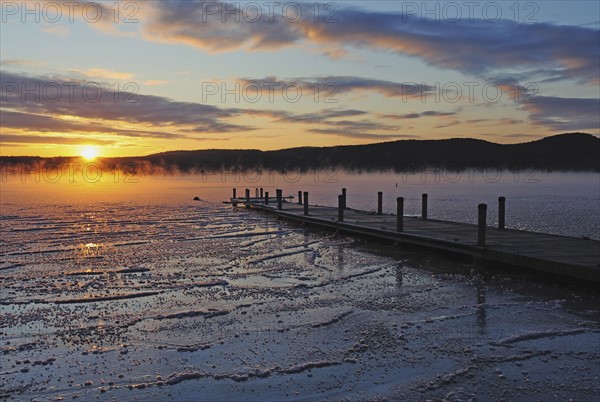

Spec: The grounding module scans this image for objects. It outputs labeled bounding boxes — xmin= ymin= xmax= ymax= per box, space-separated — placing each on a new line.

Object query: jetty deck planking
xmin=228 ymin=194 xmax=600 ymax=282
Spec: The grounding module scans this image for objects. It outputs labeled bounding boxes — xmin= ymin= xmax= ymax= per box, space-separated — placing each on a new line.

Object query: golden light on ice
xmin=81 ymin=146 xmax=99 ymax=160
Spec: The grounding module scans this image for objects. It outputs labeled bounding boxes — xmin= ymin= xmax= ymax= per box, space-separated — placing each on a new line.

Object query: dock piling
xmin=498 ymin=196 xmax=506 ymax=230
xmin=276 ymin=189 xmax=283 ymax=210
xmin=298 ymin=191 xmax=303 ymax=205
xmin=422 ymin=194 xmax=428 ymax=220
xmin=478 ymin=203 xmax=487 ymax=246
xmin=342 ymin=188 xmax=347 ymax=209
xmin=397 ymin=197 xmax=404 ymax=232
xmin=227 ymin=190 xmax=600 ymax=282
xmin=377 ymin=192 xmax=383 ymax=215
xmin=303 ymin=192 xmax=309 ymax=216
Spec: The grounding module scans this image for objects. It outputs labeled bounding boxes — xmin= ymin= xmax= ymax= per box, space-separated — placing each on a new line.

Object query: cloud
xmin=466 ymin=118 xmax=524 ymax=126
xmin=41 ymin=24 xmax=69 ymax=37
xmin=433 ymin=120 xmax=461 ymax=129
xmin=21 ymin=2 xmax=597 ymax=86
xmin=1 ymin=133 xmax=116 ymax=146
xmin=74 ymin=68 xmax=135 ymax=81
xmin=141 ymin=1 xmax=306 ymax=52
xmin=138 ymin=2 xmax=598 ymax=84
xmin=307 ymin=128 xmax=416 ymax=141
xmin=3 ymin=73 xmax=402 ymax=145
xmin=0 ymin=59 xmax=44 ymax=67
xmin=0 ymin=72 xmax=254 ymax=143
xmin=142 ymin=80 xmax=168 ymax=86
xmin=0 ymin=110 xmax=194 ymax=140
xmin=304 ymin=116 xmax=410 ymax=140
xmin=237 ymin=76 xmax=433 ymax=100
xmin=232 ymin=102 xmax=414 ymax=139
xmin=521 ymin=96 xmax=600 ymax=131
xmin=17 ymin=0 xmax=138 ymax=37
xmin=240 ymin=106 xmax=403 ymax=139
xmin=250 ymin=107 xmax=401 ymax=139
xmin=380 ymin=110 xmax=461 ymax=131
xmin=265 ymin=108 xmax=367 ymax=124
xmin=382 ymin=110 xmax=457 ymax=120
xmin=308 ymin=9 xmax=598 ymax=83
xmin=307 ymin=129 xmax=415 ymax=140
xmin=477 ymin=133 xmax=545 ymax=141
xmin=315 ymin=119 xmax=396 ymax=131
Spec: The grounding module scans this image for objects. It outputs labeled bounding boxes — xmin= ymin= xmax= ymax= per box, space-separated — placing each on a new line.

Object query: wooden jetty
xmin=229 ymin=188 xmax=600 ymax=283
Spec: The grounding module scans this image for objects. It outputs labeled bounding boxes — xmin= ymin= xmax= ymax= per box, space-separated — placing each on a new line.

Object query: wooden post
xmin=396 ymin=197 xmax=404 ymax=232
xmin=298 ymin=191 xmax=302 ymax=205
xmin=377 ymin=192 xmax=383 ymax=215
xmin=342 ymin=188 xmax=347 ymax=209
xmin=338 ymin=195 xmax=344 ymax=222
xmin=264 ymin=191 xmax=269 ymax=205
xmin=260 ymin=188 xmax=263 ymax=198
xmin=303 ymin=191 xmax=309 ymax=216
xmin=498 ymin=196 xmax=506 ymax=230
xmin=422 ymin=193 xmax=428 ymax=220
xmin=478 ymin=203 xmax=487 ymax=246
xmin=245 ymin=188 xmax=250 ymax=203
xmin=232 ymin=188 xmax=236 ymax=199
xmin=276 ymin=189 xmax=283 ymax=210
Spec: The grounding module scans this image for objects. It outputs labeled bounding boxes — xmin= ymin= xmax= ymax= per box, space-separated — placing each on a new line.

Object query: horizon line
xmin=1 ymin=132 xmax=597 ymax=159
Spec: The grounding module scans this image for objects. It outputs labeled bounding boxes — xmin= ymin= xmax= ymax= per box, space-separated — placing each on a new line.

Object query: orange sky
xmin=1 ymin=1 xmax=598 ymax=157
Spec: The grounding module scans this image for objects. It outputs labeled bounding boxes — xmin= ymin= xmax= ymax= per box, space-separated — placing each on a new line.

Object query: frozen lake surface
xmin=1 ymin=172 xmax=599 ymax=400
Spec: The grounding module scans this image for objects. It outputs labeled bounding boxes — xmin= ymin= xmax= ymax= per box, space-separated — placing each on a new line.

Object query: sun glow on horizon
xmin=80 ymin=146 xmax=99 ymax=160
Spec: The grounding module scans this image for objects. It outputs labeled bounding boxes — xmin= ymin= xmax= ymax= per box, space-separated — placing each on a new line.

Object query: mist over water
xmin=4 ymin=169 xmax=596 ymax=237
xmin=1 ymin=171 xmax=599 ymax=400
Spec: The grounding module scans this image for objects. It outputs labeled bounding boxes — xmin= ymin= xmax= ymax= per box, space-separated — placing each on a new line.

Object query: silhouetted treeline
xmin=2 ymin=133 xmax=599 ymax=174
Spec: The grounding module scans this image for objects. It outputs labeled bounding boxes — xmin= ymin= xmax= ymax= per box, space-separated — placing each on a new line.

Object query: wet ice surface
xmin=2 ymin=202 xmax=599 ymax=401
xmin=1 ymin=175 xmax=599 ymax=401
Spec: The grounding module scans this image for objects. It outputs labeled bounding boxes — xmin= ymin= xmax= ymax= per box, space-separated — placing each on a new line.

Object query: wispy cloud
xmin=2 ymin=71 xmax=596 ymax=150
xmin=266 ymin=108 xmax=368 ymax=124
xmin=466 ymin=118 xmax=524 ymax=127
xmin=0 ymin=110 xmax=193 ymax=140
xmin=0 ymin=59 xmax=45 ymax=67
xmin=41 ymin=24 xmax=69 ymax=37
xmin=0 ymin=72 xmax=254 ymax=142
xmin=521 ymin=96 xmax=600 ymax=131
xmin=433 ymin=120 xmax=461 ymax=129
xmin=1 ymin=133 xmax=116 ymax=146
xmin=21 ymin=1 xmax=596 ymax=90
xmin=0 ymin=72 xmax=418 ymax=145
xmin=141 ymin=1 xmax=305 ymax=52
xmin=25 ymin=2 xmax=596 ymax=87
xmin=21 ymin=0 xmax=138 ymax=37
xmin=73 ymin=68 xmax=135 ymax=81
xmin=237 ymin=76 xmax=433 ymax=101
xmin=140 ymin=1 xmax=598 ymax=84
xmin=307 ymin=127 xmax=416 ymax=141
xmin=381 ymin=111 xmax=457 ymax=120
xmin=479 ymin=133 xmax=543 ymax=140
xmin=142 ymin=80 xmax=168 ymax=86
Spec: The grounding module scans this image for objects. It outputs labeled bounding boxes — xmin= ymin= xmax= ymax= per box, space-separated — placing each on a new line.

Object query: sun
xmin=80 ymin=146 xmax=99 ymax=160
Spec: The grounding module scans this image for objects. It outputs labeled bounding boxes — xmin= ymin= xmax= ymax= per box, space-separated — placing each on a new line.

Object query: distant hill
xmin=129 ymin=133 xmax=600 ymax=172
xmin=2 ymin=133 xmax=599 ymax=172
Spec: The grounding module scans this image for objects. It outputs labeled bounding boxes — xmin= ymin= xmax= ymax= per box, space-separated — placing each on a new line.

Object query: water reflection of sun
xmin=80 ymin=242 xmax=102 ymax=258
xmin=81 ymin=146 xmax=99 ymax=160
